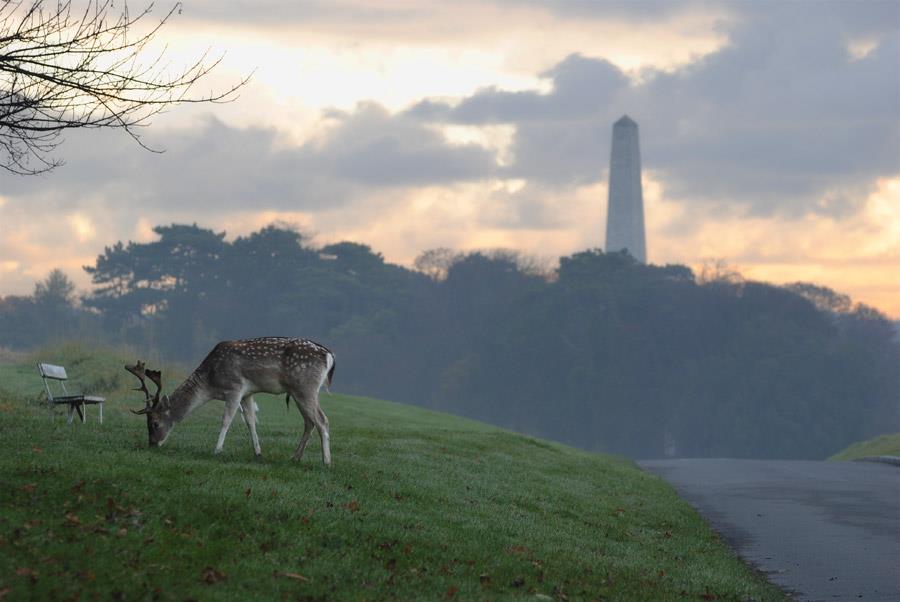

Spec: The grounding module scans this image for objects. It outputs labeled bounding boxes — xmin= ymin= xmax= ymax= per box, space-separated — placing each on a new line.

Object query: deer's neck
xmin=167 ymin=372 xmax=211 ymax=422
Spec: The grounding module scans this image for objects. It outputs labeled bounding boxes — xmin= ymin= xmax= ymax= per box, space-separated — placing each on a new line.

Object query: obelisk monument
xmin=605 ymin=115 xmax=646 ymax=263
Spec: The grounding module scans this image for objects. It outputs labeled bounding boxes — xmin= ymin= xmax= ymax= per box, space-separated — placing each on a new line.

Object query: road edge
xmin=852 ymin=455 xmax=900 ymax=467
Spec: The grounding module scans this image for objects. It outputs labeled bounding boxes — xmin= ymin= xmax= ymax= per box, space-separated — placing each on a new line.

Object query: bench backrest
xmin=37 ymin=363 xmax=70 ymax=401
xmin=38 ymin=363 xmax=68 ymax=380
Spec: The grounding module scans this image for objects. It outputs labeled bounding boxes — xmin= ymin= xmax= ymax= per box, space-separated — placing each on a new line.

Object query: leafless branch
xmin=0 ymin=1 xmax=250 ymax=174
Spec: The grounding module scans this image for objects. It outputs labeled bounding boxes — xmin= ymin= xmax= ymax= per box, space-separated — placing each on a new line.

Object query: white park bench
xmin=37 ymin=363 xmax=105 ymax=424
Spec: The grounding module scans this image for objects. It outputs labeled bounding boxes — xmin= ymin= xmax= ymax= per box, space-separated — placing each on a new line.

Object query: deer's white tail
xmin=323 ymin=351 xmax=336 ymax=393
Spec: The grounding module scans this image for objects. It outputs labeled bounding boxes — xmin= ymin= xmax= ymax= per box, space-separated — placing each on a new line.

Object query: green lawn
xmin=0 ymin=344 xmax=787 ymax=600
xmin=829 ymin=433 xmax=900 ymax=461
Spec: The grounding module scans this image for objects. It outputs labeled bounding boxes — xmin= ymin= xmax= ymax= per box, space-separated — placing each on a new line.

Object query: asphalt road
xmin=639 ymin=459 xmax=900 ymax=602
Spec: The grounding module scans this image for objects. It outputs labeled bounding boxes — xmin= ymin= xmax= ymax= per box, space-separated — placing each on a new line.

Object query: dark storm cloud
xmin=405 ymin=55 xmax=628 ymax=185
xmin=520 ymin=0 xmax=898 ymax=36
xmin=407 ymin=55 xmax=628 ymax=125
xmin=508 ymin=0 xmax=720 ymax=23
xmin=0 ymin=103 xmax=495 ymax=212
xmin=321 ymin=103 xmax=496 ymax=186
xmin=406 ymin=2 xmax=900 ymax=216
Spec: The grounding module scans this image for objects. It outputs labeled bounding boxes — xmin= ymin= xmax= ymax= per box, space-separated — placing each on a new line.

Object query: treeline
xmin=2 ymin=223 xmax=898 ymax=459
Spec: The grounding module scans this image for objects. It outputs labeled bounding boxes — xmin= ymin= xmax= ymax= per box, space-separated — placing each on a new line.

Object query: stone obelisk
xmin=605 ymin=115 xmax=646 ymax=263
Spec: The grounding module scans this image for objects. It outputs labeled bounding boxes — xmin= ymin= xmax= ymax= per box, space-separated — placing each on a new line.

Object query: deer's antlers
xmin=125 ymin=361 xmax=162 ymax=415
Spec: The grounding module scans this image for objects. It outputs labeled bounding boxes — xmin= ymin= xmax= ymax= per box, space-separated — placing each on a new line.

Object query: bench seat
xmin=37 ymin=363 xmax=105 ymax=424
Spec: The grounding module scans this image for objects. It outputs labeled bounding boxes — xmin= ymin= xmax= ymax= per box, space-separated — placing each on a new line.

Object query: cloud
xmin=1 ymin=103 xmax=496 ymax=213
xmin=179 ymin=0 xmax=718 ymax=33
xmin=2 ymin=0 xmax=899 ymax=318
xmin=403 ymin=3 xmax=899 ymax=217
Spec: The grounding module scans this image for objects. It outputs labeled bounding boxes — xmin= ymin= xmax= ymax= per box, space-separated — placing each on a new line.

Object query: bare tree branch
xmin=0 ymin=1 xmax=250 ymax=174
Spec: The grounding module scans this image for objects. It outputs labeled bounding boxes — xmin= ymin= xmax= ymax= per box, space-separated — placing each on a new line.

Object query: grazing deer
xmin=127 ymin=337 xmax=336 ymax=465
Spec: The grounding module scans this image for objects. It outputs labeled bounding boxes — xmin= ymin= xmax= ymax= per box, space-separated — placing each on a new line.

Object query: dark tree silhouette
xmin=6 ymin=223 xmax=898 ymax=460
xmin=0 ymin=1 xmax=248 ymax=174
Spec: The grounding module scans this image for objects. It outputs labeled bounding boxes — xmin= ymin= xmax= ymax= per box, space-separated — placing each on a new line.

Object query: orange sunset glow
xmin=0 ymin=1 xmax=898 ymax=317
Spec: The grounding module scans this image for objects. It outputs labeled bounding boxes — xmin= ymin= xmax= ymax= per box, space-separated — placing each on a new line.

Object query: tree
xmin=0 ymin=1 xmax=248 ymax=174
xmin=414 ymin=247 xmax=460 ymax=281
xmin=33 ymin=267 xmax=75 ymax=308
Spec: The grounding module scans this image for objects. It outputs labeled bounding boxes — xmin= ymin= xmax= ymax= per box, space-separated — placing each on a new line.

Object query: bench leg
xmin=99 ymin=402 xmax=103 ymax=424
xmin=76 ymin=403 xmax=85 ymax=423
xmin=67 ymin=403 xmax=75 ymax=425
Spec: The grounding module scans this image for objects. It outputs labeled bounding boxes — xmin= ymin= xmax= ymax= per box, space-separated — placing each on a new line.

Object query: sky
xmin=1 ymin=0 xmax=898 ymax=316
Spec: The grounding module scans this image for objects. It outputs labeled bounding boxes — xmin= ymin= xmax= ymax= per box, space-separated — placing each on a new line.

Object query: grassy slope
xmin=0 ymin=345 xmax=786 ymax=601
xmin=829 ymin=433 xmax=900 ymax=460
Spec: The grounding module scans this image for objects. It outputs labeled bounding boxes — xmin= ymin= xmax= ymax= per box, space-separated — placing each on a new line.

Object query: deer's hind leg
xmin=241 ymin=394 xmax=262 ymax=457
xmin=315 ymin=399 xmax=331 ymax=466
xmin=291 ymin=390 xmax=331 ymax=466
xmin=291 ymin=395 xmax=316 ymax=462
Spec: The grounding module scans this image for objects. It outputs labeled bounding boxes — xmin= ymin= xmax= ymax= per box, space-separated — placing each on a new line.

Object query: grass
xmin=829 ymin=433 xmax=900 ymax=461
xmin=0 ymin=344 xmax=787 ymax=601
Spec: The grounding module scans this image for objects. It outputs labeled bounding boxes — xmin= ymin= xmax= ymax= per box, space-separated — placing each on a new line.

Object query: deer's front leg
xmin=241 ymin=395 xmax=262 ymax=457
xmin=215 ymin=394 xmax=242 ymax=454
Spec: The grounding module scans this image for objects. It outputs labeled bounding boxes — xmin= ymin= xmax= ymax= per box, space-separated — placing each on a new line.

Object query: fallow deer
xmin=127 ymin=337 xmax=336 ymax=465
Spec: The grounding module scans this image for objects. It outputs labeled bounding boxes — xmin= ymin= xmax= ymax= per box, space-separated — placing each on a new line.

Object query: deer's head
xmin=126 ymin=361 xmax=174 ymax=447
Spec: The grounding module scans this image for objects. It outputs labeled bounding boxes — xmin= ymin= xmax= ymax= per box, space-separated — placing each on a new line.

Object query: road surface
xmin=640 ymin=459 xmax=900 ymax=602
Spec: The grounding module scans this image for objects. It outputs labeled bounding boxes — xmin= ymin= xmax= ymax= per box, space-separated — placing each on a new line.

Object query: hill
xmin=0 ymin=345 xmax=787 ymax=600
xmin=829 ymin=433 xmax=900 ymax=461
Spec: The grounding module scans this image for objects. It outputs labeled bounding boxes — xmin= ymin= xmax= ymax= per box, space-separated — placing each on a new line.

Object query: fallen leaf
xmin=200 ymin=566 xmax=226 ymax=584
xmin=446 ymin=585 xmax=458 ymax=598
xmin=31 ymin=446 xmax=42 ymax=454
xmin=0 ymin=586 xmax=11 ymax=600
xmin=64 ymin=513 xmax=81 ymax=527
xmin=71 ymin=480 xmax=86 ymax=493
xmin=19 ymin=483 xmax=36 ymax=494
xmin=15 ymin=567 xmax=37 ymax=578
xmin=278 ymin=572 xmax=309 ymax=581
xmin=344 ymin=500 xmax=360 ymax=513
xmin=245 ymin=488 xmax=252 ymax=498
